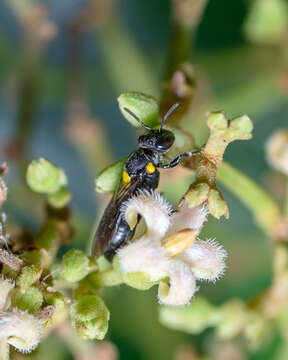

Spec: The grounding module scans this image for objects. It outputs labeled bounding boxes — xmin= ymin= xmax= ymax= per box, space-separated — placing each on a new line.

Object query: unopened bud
xmin=26 ymin=158 xmax=67 ymax=194
xmin=71 ymin=295 xmax=109 ymax=340
xmin=12 ymin=286 xmax=43 ymax=313
xmin=16 ymin=264 xmax=42 ymax=293
xmin=118 ymin=92 xmax=159 ymax=128
xmin=95 ymin=158 xmax=126 ymax=194
xmin=61 ymin=249 xmax=91 ymax=282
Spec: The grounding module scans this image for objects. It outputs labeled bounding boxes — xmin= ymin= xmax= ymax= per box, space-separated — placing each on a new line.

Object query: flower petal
xmin=121 ymin=190 xmax=172 ymax=239
xmin=117 ymin=238 xmax=169 ymax=281
xmin=179 ymin=238 xmax=227 ymax=281
xmin=169 ymin=203 xmax=209 ymax=235
xmin=158 ymin=260 xmax=196 ymax=306
xmin=0 ymin=310 xmax=42 ymax=353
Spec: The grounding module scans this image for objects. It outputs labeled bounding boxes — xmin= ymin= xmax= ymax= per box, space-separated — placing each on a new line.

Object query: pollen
xmin=146 ymin=162 xmax=155 ymax=174
xmin=122 ymin=171 xmax=131 ymax=185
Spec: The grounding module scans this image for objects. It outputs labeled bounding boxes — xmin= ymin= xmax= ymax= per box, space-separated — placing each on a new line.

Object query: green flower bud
xmin=71 ymin=295 xmax=109 ymax=340
xmin=244 ymin=312 xmax=269 ymax=349
xmin=215 ymin=300 xmax=247 ymax=340
xmin=95 ymin=158 xmax=126 ymax=194
xmin=12 ymin=286 xmax=43 ymax=313
xmin=118 ymin=92 xmax=159 ymax=128
xmin=244 ymin=0 xmax=288 ymax=44
xmin=47 ymin=187 xmax=71 ymax=208
xmin=26 ymin=158 xmax=67 ymax=194
xmin=208 ymin=188 xmax=229 ymax=219
xmin=16 ymin=264 xmax=42 ymax=293
xmin=159 ymin=297 xmax=216 ymax=334
xmin=186 ymin=183 xmax=210 ymax=208
xmin=61 ymin=249 xmax=91 ymax=282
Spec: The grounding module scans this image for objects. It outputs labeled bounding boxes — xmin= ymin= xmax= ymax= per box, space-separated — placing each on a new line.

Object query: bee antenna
xmin=123 ymin=107 xmax=152 ymax=131
xmin=159 ymin=103 xmax=179 ymax=132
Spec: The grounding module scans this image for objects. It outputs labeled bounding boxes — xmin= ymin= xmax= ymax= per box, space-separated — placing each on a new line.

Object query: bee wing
xmin=92 ymin=175 xmax=143 ymax=259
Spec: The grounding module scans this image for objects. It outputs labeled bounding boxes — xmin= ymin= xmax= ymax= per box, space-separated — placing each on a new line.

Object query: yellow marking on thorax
xmin=146 ymin=162 xmax=156 ymax=174
xmin=122 ymin=170 xmax=131 ymax=186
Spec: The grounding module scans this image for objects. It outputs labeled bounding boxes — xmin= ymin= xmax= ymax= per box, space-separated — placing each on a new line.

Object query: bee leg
xmin=159 ymin=150 xmax=200 ymax=169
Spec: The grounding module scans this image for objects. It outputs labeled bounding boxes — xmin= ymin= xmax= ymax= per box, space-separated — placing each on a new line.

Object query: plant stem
xmin=217 ymin=161 xmax=281 ymax=237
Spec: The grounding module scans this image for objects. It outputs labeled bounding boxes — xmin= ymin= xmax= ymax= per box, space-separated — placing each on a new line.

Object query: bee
xmin=92 ymin=104 xmax=200 ymax=260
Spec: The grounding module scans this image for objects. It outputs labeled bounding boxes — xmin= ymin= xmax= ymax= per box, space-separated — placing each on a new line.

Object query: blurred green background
xmin=1 ymin=0 xmax=288 ymax=359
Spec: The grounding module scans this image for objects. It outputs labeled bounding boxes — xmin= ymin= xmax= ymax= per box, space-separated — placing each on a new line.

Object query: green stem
xmin=87 ymin=268 xmax=123 ymax=288
xmin=217 ymin=161 xmax=281 ymax=237
xmin=165 ymin=21 xmax=193 ymax=80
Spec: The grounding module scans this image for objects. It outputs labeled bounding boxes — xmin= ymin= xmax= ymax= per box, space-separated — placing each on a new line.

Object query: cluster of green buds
xmin=159 ymin=296 xmax=270 ymax=350
xmin=0 ymin=159 xmax=72 ymax=356
xmin=185 ymin=111 xmax=253 ymax=219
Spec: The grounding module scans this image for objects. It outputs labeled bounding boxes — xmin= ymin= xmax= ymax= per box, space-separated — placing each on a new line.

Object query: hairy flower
xmin=0 ymin=310 xmax=42 ymax=353
xmin=117 ymin=190 xmax=227 ymax=306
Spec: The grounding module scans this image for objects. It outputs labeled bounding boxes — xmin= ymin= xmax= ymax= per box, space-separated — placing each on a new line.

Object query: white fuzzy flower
xmin=0 ymin=309 xmax=42 ymax=354
xmin=117 ymin=190 xmax=227 ymax=306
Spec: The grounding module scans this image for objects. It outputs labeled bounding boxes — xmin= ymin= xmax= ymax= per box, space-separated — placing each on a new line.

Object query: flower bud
xmin=95 ymin=158 xmax=126 ymax=194
xmin=266 ymin=129 xmax=288 ymax=175
xmin=244 ymin=0 xmax=288 ymax=44
xmin=207 ymin=188 xmax=229 ymax=219
xmin=26 ymin=158 xmax=67 ymax=194
xmin=16 ymin=265 xmax=42 ymax=293
xmin=0 ymin=310 xmax=42 ymax=353
xmin=159 ymin=296 xmax=216 ymax=334
xmin=12 ymin=286 xmax=43 ymax=313
xmin=118 ymin=92 xmax=159 ymax=128
xmin=215 ymin=300 xmax=247 ymax=339
xmin=71 ymin=295 xmax=109 ymax=340
xmin=244 ymin=312 xmax=269 ymax=349
xmin=61 ymin=249 xmax=91 ymax=282
xmin=185 ymin=183 xmax=210 ymax=208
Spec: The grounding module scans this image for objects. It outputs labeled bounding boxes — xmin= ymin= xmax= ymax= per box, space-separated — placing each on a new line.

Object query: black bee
xmin=92 ymin=104 xmax=200 ymax=260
